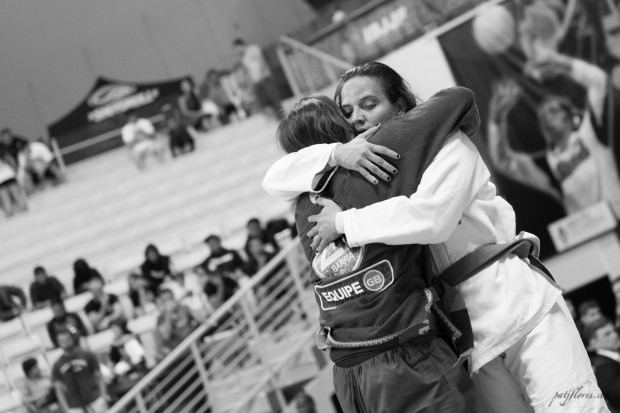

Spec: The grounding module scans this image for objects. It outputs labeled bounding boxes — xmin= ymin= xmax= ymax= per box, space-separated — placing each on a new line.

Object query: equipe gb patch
xmin=312 ymin=236 xmax=364 ymax=279
xmin=315 ymin=260 xmax=394 ymax=311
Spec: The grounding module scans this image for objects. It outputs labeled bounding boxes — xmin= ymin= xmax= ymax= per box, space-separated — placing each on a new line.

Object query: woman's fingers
xmin=362 ymin=159 xmax=391 ymax=182
xmin=368 ymin=152 xmax=397 ymax=175
xmin=369 ymin=143 xmax=399 ymax=160
xmin=355 ymin=166 xmax=379 ymax=185
xmin=357 ymin=124 xmax=381 ymax=140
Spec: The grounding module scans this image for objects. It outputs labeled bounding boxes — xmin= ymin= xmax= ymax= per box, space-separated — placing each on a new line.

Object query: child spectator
xmin=200 ymin=69 xmax=239 ymax=125
xmin=19 ymin=357 xmax=58 ymax=413
xmin=140 ymin=244 xmax=172 ymax=293
xmin=72 ymin=258 xmax=104 ymax=295
xmin=30 ymin=266 xmax=66 ymax=309
xmin=127 ymin=272 xmax=157 ymax=317
xmin=52 ymin=330 xmax=108 ymax=413
xmin=85 ymin=278 xmax=125 ymax=332
xmin=108 ymin=319 xmax=147 ymax=383
xmin=47 ymin=300 xmax=89 ymax=348
xmin=0 ymin=284 xmax=27 ymax=321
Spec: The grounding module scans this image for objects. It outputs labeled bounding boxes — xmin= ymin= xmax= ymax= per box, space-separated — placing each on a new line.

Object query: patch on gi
xmin=312 ymin=236 xmax=364 ymax=279
xmin=315 ymin=260 xmax=394 ymax=311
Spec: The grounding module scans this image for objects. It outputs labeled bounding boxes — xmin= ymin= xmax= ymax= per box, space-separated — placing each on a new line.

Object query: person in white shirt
xmin=487 ymin=50 xmax=620 ymax=218
xmin=233 ymin=38 xmax=282 ymax=118
xmin=263 ymin=62 xmax=607 ymax=412
xmin=121 ymin=111 xmax=164 ymax=169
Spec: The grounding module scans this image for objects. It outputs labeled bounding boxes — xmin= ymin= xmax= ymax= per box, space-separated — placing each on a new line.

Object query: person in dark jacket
xmin=201 ymin=235 xmax=249 ymax=275
xmin=140 ymin=244 xmax=171 ymax=293
xmin=585 ymin=318 xmax=620 ymax=410
xmin=47 ymin=300 xmax=88 ymax=348
xmin=72 ymin=258 xmax=104 ymax=295
xmin=0 ymin=284 xmax=27 ymax=321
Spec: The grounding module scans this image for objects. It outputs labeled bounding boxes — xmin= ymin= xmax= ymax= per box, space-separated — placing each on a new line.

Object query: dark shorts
xmin=333 ymin=337 xmax=480 ymax=413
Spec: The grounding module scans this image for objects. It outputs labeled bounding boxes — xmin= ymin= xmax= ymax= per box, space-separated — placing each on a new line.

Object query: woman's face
xmin=340 ymin=77 xmax=403 ymax=132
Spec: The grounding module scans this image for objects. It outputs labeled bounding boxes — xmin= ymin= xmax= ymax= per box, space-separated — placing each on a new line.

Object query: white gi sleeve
xmin=262 ymin=143 xmax=339 ymax=200
xmin=339 ymin=131 xmax=490 ymax=246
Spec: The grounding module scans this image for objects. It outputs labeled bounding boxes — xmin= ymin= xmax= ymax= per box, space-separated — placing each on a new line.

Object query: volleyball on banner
xmin=437 ymin=0 xmax=620 ymax=257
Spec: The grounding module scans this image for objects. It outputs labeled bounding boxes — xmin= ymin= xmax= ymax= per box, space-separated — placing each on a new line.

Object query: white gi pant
xmin=472 ymin=297 xmax=610 ymax=412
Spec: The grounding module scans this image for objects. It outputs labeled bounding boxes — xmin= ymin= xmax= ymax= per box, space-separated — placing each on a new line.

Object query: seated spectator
xmin=47 ymin=300 xmax=89 ymax=348
xmin=584 ymin=318 xmax=620 ymax=410
xmin=85 ymin=278 xmax=125 ymax=332
xmin=17 ymin=141 xmax=65 ymax=192
xmin=0 ymin=128 xmax=29 ymax=165
xmin=245 ymin=237 xmax=277 ymax=275
xmin=202 ymin=234 xmax=249 ymax=275
xmin=0 ymin=157 xmax=28 ymax=217
xmin=121 ymin=111 xmax=164 ymax=170
xmin=72 ymin=258 xmax=104 ymax=295
xmin=244 ymin=217 xmax=279 ymax=258
xmin=156 ymin=289 xmax=199 ymax=356
xmin=107 ymin=319 xmax=147 ymax=402
xmin=127 ymin=273 xmax=157 ymax=317
xmin=580 ymin=299 xmax=604 ymax=329
xmin=161 ymin=104 xmax=195 ymax=158
xmin=140 ymin=244 xmax=172 ymax=293
xmin=19 ymin=357 xmax=58 ymax=413
xmin=52 ymin=330 xmax=108 ymax=413
xmin=30 ymin=266 xmax=66 ymax=309
xmin=0 ymin=284 xmax=27 ymax=321
xmin=178 ymin=79 xmax=210 ymax=132
xmin=200 ymin=69 xmax=239 ymax=125
xmin=294 ymin=391 xmax=317 ymax=413
xmin=203 ymin=270 xmax=239 ymax=311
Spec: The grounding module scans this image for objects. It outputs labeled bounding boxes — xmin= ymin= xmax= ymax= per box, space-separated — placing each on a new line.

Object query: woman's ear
xmin=395 ymin=97 xmax=406 ymax=115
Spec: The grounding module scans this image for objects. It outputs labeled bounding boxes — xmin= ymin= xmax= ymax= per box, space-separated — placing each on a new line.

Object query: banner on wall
xmin=434 ymin=0 xmax=620 ymax=257
xmin=48 ymin=76 xmax=188 ymax=165
xmin=304 ymin=0 xmax=484 ymax=64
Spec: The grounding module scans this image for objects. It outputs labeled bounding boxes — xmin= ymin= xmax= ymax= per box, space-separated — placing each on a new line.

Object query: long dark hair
xmin=334 ymin=62 xmax=418 ymax=112
xmin=277 ymin=95 xmax=356 ymax=154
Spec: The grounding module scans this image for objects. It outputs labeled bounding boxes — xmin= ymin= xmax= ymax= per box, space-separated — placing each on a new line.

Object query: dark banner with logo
xmin=437 ymin=0 xmax=620 ymax=256
xmin=305 ymin=0 xmax=484 ymax=64
xmin=48 ymin=76 xmax=188 ymax=164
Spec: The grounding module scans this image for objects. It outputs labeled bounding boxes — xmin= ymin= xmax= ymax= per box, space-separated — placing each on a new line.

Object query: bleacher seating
xmin=0 ymin=113 xmax=293 ymax=406
xmin=0 ymin=113 xmax=291 ymax=293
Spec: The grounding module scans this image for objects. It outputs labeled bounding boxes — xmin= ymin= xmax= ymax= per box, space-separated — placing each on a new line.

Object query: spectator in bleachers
xmin=0 ymin=127 xmax=29 ymax=166
xmin=30 ymin=266 xmax=66 ymax=310
xmin=161 ymin=104 xmax=195 ymax=158
xmin=580 ymin=299 xmax=605 ymax=330
xmin=0 ymin=156 xmax=28 ymax=217
xmin=47 ymin=300 xmax=89 ymax=348
xmin=201 ymin=234 xmax=249 ymax=275
xmin=127 ymin=272 xmax=157 ymax=317
xmin=85 ymin=277 xmax=125 ymax=332
xmin=178 ymin=78 xmax=211 ymax=132
xmin=52 ymin=330 xmax=108 ymax=413
xmin=140 ymin=244 xmax=172 ymax=293
xmin=232 ymin=38 xmax=282 ymax=119
xmin=107 ymin=319 xmax=147 ymax=403
xmin=121 ymin=111 xmax=165 ymax=170
xmin=244 ymin=217 xmax=279 ymax=258
xmin=156 ymin=288 xmax=199 ymax=356
xmin=203 ymin=270 xmax=239 ymax=311
xmin=245 ymin=237 xmax=277 ymax=276
xmin=200 ymin=69 xmax=239 ymax=125
xmin=19 ymin=357 xmax=58 ymax=413
xmin=72 ymin=258 xmax=104 ymax=295
xmin=584 ymin=318 xmax=620 ymax=410
xmin=0 ymin=284 xmax=27 ymax=321
xmin=294 ymin=391 xmax=317 ymax=413
xmin=17 ymin=140 xmax=65 ymax=193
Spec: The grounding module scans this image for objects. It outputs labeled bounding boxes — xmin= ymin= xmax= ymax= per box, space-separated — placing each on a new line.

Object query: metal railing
xmin=109 ymin=238 xmax=325 ymax=413
xmin=276 ymin=36 xmax=351 ymax=97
